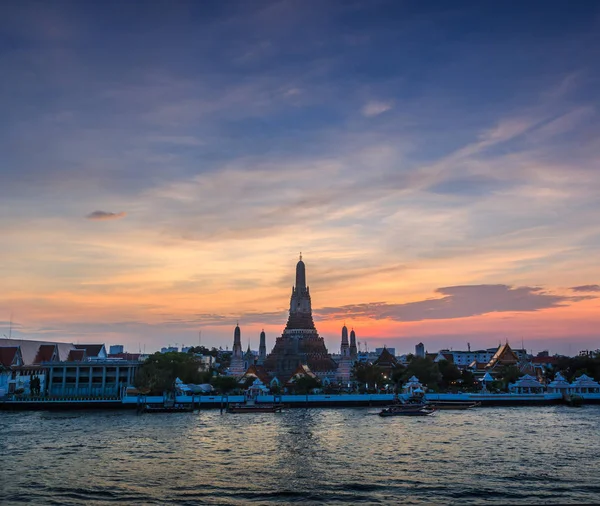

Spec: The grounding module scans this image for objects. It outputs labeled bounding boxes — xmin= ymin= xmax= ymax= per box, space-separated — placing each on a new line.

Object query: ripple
xmin=2 ymin=406 xmax=600 ymax=504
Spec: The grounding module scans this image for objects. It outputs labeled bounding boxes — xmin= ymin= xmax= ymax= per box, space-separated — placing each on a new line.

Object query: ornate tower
xmin=258 ymin=329 xmax=267 ymax=365
xmin=349 ymin=328 xmax=357 ymax=358
xmin=264 ymin=255 xmax=337 ymax=381
xmin=233 ymin=324 xmax=242 ymax=357
xmin=341 ymin=324 xmax=350 ymax=357
xmin=337 ymin=324 xmax=353 ymax=384
xmin=284 ymin=254 xmax=315 ymax=333
xmin=229 ymin=323 xmax=245 ymax=377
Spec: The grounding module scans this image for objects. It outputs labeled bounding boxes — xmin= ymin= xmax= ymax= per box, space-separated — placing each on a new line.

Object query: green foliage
xmin=437 ymin=360 xmax=462 ymax=390
xmin=135 ymin=352 xmax=206 ymax=394
xmin=352 ymin=362 xmax=385 ymax=390
xmin=390 ymin=364 xmax=407 ymax=386
xmin=554 ymin=352 xmax=600 ymax=382
xmin=210 ymin=376 xmax=239 ymax=394
xmin=498 ymin=365 xmax=522 ymax=390
xmin=403 ymin=357 xmax=441 ymax=390
xmin=186 ymin=346 xmax=219 ymax=357
xmin=291 ymin=375 xmax=321 ymax=394
xmin=460 ymin=369 xmax=479 ymax=390
xmin=30 ymin=375 xmax=41 ymax=395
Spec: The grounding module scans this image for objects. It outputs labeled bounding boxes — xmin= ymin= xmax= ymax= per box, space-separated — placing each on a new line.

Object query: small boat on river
xmin=142 ymin=403 xmax=194 ymax=413
xmin=227 ymin=403 xmax=283 ymax=413
xmin=379 ymin=405 xmax=436 ymax=417
xmin=426 ymin=401 xmax=481 ymax=410
xmin=227 ymin=382 xmax=283 ymax=414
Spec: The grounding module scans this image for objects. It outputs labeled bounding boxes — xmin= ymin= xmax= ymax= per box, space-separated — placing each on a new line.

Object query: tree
xmin=135 ymin=352 xmax=207 ymax=394
xmin=403 ymin=357 xmax=441 ymax=390
xmin=460 ymin=369 xmax=479 ymax=390
xmin=437 ymin=360 xmax=462 ymax=391
xmin=498 ymin=365 xmax=522 ymax=391
xmin=291 ymin=375 xmax=320 ymax=394
xmin=351 ymin=362 xmax=385 ymax=391
xmin=187 ymin=346 xmax=219 ymax=357
xmin=210 ymin=376 xmax=239 ymax=394
xmin=391 ymin=364 xmax=407 ymax=390
xmin=30 ymin=375 xmax=41 ymax=396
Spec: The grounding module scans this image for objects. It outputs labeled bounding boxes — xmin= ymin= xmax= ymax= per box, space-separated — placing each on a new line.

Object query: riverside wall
xmin=3 ymin=392 xmax=600 ymax=410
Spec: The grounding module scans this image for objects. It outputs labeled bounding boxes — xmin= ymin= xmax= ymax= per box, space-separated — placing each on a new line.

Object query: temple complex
xmin=263 ymin=255 xmax=338 ymax=382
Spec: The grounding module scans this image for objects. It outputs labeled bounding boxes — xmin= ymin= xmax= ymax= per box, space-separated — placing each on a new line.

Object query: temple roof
xmin=486 ymin=343 xmax=519 ymax=369
xmin=239 ymin=364 xmax=271 ymax=384
xmin=374 ymin=347 xmax=398 ymax=367
xmin=511 ymin=374 xmax=543 ymax=388
xmin=287 ymin=363 xmax=317 ymax=382
xmin=571 ymin=374 xmax=600 ymax=387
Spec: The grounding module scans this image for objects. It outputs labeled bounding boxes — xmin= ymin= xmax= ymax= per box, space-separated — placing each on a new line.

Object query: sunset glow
xmin=1 ymin=2 xmax=599 ymax=355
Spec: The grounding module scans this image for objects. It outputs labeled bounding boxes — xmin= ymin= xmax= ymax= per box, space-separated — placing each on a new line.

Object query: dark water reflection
xmin=1 ymin=406 xmax=600 ymax=504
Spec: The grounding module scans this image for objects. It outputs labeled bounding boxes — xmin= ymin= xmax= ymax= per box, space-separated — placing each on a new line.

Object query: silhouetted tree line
xmin=552 ymin=350 xmax=600 ymax=382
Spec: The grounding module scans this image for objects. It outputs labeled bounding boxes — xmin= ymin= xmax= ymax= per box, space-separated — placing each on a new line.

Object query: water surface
xmin=1 ymin=406 xmax=599 ymax=504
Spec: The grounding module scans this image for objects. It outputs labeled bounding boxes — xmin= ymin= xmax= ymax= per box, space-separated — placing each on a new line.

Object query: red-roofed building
xmin=0 ymin=347 xmax=23 ymax=368
xmin=67 ymin=349 xmax=86 ymax=362
xmin=34 ymin=344 xmax=59 ymax=364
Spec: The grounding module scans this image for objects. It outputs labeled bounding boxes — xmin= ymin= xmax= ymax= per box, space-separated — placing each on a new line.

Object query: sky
xmin=1 ymin=0 xmax=599 ymax=356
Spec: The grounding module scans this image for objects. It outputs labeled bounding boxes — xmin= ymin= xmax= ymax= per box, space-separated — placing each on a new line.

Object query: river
xmin=1 ymin=406 xmax=599 ymax=504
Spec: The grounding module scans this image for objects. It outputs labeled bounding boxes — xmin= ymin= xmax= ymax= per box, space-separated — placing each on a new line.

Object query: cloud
xmin=86 ymin=211 xmax=127 ymax=221
xmin=427 ymin=175 xmax=512 ymax=197
xmin=571 ymin=284 xmax=600 ymax=293
xmin=361 ymin=100 xmax=393 ymax=117
xmin=315 ymin=285 xmax=595 ymax=322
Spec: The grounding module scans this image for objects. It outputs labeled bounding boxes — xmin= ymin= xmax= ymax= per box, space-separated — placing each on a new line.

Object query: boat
xmin=227 ymin=403 xmax=283 ymax=413
xmin=379 ymin=405 xmax=436 ymax=417
xmin=138 ymin=391 xmax=194 ymax=413
xmin=426 ymin=401 xmax=481 ymax=410
xmin=142 ymin=403 xmax=194 ymax=413
xmin=563 ymin=393 xmax=584 ymax=407
xmin=393 ymin=394 xmax=480 ymax=411
xmin=226 ymin=384 xmax=284 ymax=413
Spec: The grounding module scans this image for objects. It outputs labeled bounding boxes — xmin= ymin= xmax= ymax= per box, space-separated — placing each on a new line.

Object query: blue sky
xmin=1 ymin=1 xmax=599 ymax=354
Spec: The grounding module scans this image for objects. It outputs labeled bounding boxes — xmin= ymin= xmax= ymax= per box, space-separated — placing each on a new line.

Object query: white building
xmin=109 ymin=345 xmax=124 ymax=355
xmin=415 ymin=343 xmax=425 ymax=359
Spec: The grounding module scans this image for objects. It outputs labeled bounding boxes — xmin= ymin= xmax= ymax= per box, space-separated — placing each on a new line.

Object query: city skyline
xmin=1 ymin=1 xmax=600 ymax=355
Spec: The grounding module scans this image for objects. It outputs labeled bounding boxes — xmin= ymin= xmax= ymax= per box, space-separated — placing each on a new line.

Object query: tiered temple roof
xmin=486 ymin=343 xmax=519 ymax=369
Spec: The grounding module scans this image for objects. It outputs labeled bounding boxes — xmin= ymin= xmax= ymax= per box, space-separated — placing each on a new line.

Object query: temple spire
xmin=341 ymin=324 xmax=349 ymax=357
xmin=233 ymin=323 xmax=242 ymax=357
xmin=258 ymin=329 xmax=266 ymax=365
xmin=295 ymin=254 xmax=306 ymax=291
xmin=349 ymin=328 xmax=357 ymax=358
